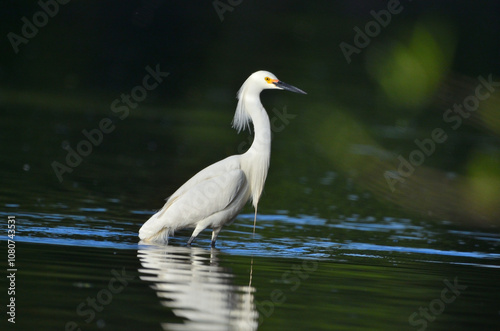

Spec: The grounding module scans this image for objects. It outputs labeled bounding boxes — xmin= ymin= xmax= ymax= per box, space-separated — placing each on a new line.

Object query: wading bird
xmin=139 ymin=71 xmax=306 ymax=246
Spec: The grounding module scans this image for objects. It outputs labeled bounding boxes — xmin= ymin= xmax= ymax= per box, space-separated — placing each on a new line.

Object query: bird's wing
xmin=167 ymin=155 xmax=242 ymax=202
xmin=139 ymin=155 xmax=247 ymax=240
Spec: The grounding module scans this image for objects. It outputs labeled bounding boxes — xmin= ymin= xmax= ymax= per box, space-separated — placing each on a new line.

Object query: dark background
xmin=2 ymin=0 xmax=500 ymax=224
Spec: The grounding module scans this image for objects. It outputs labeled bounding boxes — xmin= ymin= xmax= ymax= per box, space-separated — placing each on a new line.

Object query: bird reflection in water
xmin=138 ymin=244 xmax=258 ymax=330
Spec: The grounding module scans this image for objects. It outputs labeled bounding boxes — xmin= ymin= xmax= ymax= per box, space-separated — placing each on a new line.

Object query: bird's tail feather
xmin=138 ymin=212 xmax=174 ymax=243
xmin=139 ymin=226 xmax=174 ymax=243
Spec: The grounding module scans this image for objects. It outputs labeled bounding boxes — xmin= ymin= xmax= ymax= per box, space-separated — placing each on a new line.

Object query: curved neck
xmin=240 ymin=94 xmax=271 ymax=207
xmin=244 ymin=95 xmax=271 ymax=156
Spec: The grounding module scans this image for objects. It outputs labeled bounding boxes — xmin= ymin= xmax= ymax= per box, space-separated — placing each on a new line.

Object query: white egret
xmin=139 ymin=70 xmax=306 ymax=246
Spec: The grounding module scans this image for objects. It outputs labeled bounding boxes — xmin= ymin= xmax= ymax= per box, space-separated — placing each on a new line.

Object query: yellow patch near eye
xmin=265 ymin=77 xmax=277 ymax=84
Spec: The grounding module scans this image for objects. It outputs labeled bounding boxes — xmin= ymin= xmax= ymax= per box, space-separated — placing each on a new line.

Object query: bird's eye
xmin=265 ymin=77 xmax=271 ymax=83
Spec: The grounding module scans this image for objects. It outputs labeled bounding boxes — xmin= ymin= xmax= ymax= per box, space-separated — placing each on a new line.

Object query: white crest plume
xmin=232 ymin=81 xmax=252 ymax=133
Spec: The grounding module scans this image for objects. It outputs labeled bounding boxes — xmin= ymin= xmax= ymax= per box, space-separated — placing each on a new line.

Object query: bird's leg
xmin=187 ymin=225 xmax=205 ymax=246
xmin=253 ymin=206 xmax=258 ymax=236
xmin=211 ymin=227 xmax=222 ymax=248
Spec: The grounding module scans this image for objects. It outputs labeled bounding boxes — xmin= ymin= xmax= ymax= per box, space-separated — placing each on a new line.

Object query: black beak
xmin=273 ymin=80 xmax=307 ymax=94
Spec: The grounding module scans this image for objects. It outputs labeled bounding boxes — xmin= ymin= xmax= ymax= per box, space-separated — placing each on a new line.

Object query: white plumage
xmin=139 ymin=70 xmax=306 ymax=246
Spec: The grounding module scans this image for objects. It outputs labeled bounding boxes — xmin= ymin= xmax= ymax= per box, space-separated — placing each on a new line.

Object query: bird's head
xmin=247 ymin=70 xmax=307 ymax=95
xmin=233 ymin=70 xmax=306 ymax=133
